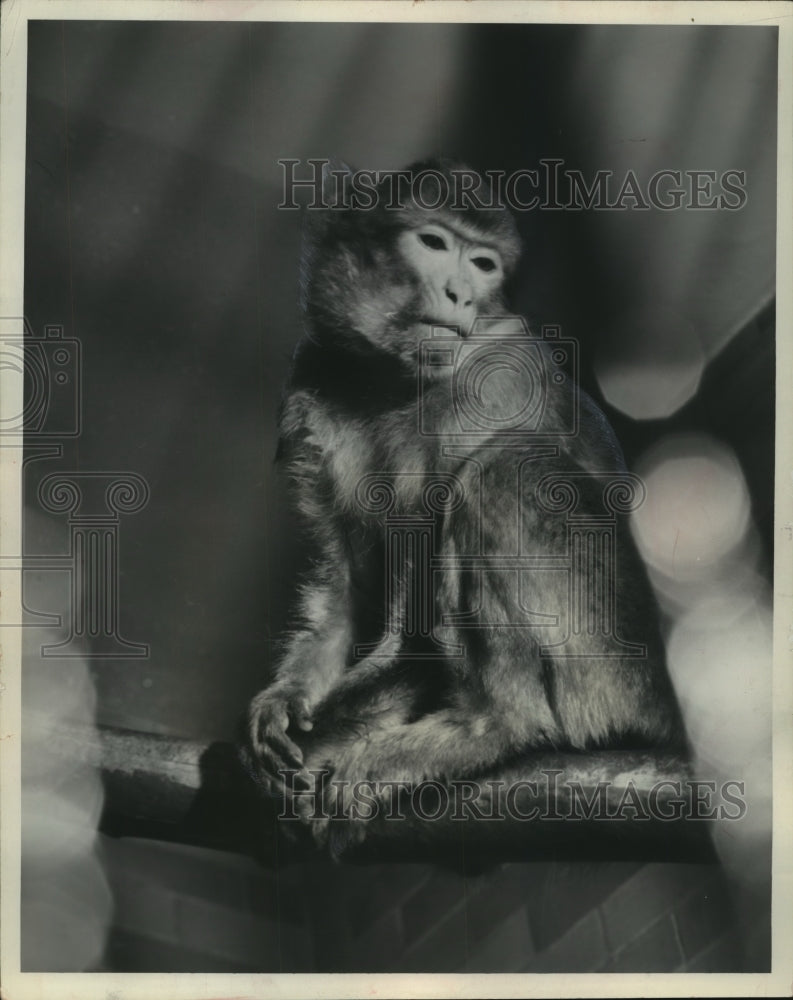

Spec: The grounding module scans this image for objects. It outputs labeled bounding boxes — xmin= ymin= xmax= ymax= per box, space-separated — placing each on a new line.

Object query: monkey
xmin=245 ymin=158 xmax=686 ymax=848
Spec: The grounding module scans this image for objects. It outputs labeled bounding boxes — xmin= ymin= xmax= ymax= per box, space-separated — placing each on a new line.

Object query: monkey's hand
xmin=246 ymin=685 xmax=314 ymax=791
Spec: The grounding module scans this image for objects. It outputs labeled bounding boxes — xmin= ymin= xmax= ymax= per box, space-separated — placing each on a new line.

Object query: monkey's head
xmin=300 ymin=159 xmax=522 ymax=367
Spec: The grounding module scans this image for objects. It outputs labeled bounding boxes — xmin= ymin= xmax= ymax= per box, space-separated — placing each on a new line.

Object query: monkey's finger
xmin=238 ymin=745 xmax=274 ymax=793
xmin=248 ymin=699 xmax=290 ymax=744
xmin=248 ymin=717 xmax=274 ymax=754
xmin=280 ymin=769 xmax=313 ymax=795
xmin=256 ymin=774 xmax=278 ymax=797
xmin=257 ymin=765 xmax=311 ymax=801
xmin=265 ymin=728 xmax=305 ymax=768
xmin=250 ymin=717 xmax=303 ymax=765
xmin=254 ymin=744 xmax=296 ymax=782
xmin=249 ymin=727 xmax=280 ymax=763
xmin=292 ymin=696 xmax=314 ymax=731
xmin=280 ymin=765 xmax=311 ymax=787
xmin=294 ymin=794 xmax=322 ymax=824
xmin=244 ymin=760 xmax=281 ymax=796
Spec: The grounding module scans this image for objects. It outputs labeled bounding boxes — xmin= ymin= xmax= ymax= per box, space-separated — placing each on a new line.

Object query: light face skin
xmin=396 ymin=223 xmax=505 ymax=337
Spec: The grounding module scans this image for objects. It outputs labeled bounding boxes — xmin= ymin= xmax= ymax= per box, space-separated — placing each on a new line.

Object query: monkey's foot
xmin=290 ymin=789 xmax=369 ymax=856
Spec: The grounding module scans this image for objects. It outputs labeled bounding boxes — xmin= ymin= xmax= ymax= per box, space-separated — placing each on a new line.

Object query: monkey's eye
xmin=418 ymin=232 xmax=448 ymax=251
xmin=472 ymin=256 xmax=498 ymax=273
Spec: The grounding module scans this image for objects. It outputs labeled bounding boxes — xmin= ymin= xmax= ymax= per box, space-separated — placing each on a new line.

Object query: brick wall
xmin=302 ymin=857 xmax=749 ymax=974
xmin=99 ymin=835 xmax=313 ymax=972
xmin=99 ymin=835 xmax=759 ymax=973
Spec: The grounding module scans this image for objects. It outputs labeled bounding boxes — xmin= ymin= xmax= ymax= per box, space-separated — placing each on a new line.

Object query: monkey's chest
xmin=323 ymin=403 xmax=458 ymax=511
xmin=345 ymin=516 xmax=446 ymax=660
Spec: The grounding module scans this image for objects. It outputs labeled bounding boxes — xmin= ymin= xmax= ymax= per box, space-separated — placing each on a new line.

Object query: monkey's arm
xmin=247 ymin=389 xmax=363 ymax=781
xmin=247 ymin=536 xmax=355 ymax=784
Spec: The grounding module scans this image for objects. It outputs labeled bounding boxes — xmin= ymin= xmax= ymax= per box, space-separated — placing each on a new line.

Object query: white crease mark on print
xmin=21 ymin=508 xmax=112 ymax=971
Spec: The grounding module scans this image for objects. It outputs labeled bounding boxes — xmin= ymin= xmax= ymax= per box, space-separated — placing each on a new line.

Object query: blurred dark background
xmin=20 ymin=19 xmax=776 ymax=973
xmin=23 ymin=20 xmax=776 ymax=741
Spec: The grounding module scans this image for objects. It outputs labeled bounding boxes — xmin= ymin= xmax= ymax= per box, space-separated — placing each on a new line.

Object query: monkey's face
xmin=301 ymin=160 xmax=521 ymax=371
xmin=396 ymin=223 xmax=506 ymax=340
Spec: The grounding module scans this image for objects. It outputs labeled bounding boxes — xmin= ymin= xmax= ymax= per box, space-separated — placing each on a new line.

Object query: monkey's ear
xmin=299 ymin=158 xmax=355 ymax=314
xmin=321 ymin=158 xmax=354 ymax=209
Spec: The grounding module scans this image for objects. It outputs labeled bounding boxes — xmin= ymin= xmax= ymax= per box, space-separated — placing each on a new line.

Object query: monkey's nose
xmin=445 ymin=286 xmax=473 ymax=308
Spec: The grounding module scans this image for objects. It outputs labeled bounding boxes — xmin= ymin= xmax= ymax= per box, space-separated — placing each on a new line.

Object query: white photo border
xmin=1 ymin=2 xmax=791 ymax=998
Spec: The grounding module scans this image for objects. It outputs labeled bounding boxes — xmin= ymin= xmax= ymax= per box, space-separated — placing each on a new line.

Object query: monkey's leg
xmin=318 ymin=625 xmax=560 ymax=811
xmin=294 ymin=657 xmax=445 ymax=774
xmin=301 ymin=696 xmax=534 ymax=854
xmin=327 ymin=707 xmax=526 ymax=794
xmin=273 ymin=658 xmax=443 ymax=848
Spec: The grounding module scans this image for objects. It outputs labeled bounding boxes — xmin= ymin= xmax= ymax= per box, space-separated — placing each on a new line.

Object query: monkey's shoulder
xmin=278 ymin=387 xmax=389 ymax=502
xmin=279 ymin=381 xmax=449 ymax=515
